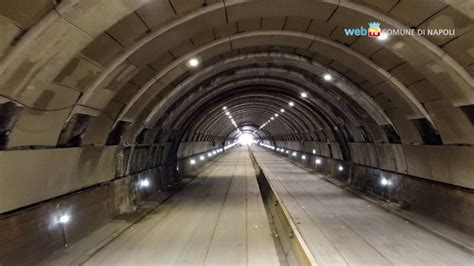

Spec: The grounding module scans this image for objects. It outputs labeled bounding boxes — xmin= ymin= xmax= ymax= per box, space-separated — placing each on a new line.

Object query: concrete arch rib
xmin=135 ymin=49 xmax=396 ymax=129
xmin=58 ymin=0 xmax=471 ymax=109
xmin=161 ymin=69 xmax=363 ymax=127
xmin=173 ymin=99 xmax=307 ymax=134
xmin=113 ymin=31 xmax=434 ymax=129
xmin=169 ymin=91 xmax=328 ymax=139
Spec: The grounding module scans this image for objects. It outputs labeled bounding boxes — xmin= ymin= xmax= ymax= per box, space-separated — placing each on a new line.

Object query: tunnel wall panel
xmin=0 ymin=141 xmax=226 ymax=213
xmin=319 ymin=142 xmax=332 ymax=158
xmin=375 ymin=144 xmax=396 ymax=172
xmin=177 ymin=141 xmax=221 ymax=158
xmin=0 ymin=173 xmax=143 ymax=265
xmin=401 ymin=177 xmax=474 ymax=235
xmin=274 ymin=141 xmax=474 ymax=189
xmin=301 ymin=141 xmax=313 ymax=154
xmin=351 ymin=165 xmax=402 ymax=202
xmin=0 ymin=146 xmax=118 ymax=213
xmin=286 ymin=141 xmax=302 ymax=150
xmin=329 ymin=142 xmax=343 ymax=160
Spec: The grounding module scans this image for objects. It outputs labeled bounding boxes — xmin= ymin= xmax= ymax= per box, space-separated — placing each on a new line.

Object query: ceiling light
xmin=315 ymin=158 xmax=322 ymax=165
xmin=377 ymin=32 xmax=389 ymax=41
xmin=381 ymin=177 xmax=392 ymax=186
xmin=301 ymin=155 xmax=306 ymax=160
xmin=338 ymin=165 xmax=344 ymax=171
xmin=312 ymin=149 xmax=316 ymax=154
xmin=275 ymin=113 xmax=279 ymax=117
xmin=58 ymin=214 xmax=71 ymax=224
xmin=222 ymin=106 xmax=227 ymax=110
xmin=190 ymin=159 xmax=196 ymax=165
xmin=323 ymin=74 xmax=332 ymax=81
xmin=301 ymin=92 xmax=307 ymax=98
xmin=288 ymin=101 xmax=294 ymax=107
xmin=139 ymin=179 xmax=150 ymax=188
xmin=280 ymin=109 xmax=285 ymax=113
xmin=271 ymin=117 xmax=274 ymax=120
xmin=200 ymin=155 xmax=205 ymax=161
xmin=225 ymin=111 xmax=230 ymax=115
xmin=188 ymin=58 xmax=200 ymax=67
xmin=292 ymin=152 xmax=297 ymax=157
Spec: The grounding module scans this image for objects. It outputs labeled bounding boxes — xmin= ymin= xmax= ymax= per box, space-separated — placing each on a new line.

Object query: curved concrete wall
xmin=276 ymin=141 xmax=474 ymax=189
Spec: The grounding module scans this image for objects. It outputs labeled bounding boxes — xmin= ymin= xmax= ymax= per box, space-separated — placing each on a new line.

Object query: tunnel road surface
xmin=252 ymin=147 xmax=473 ymax=266
xmin=80 ymin=147 xmax=280 ymax=265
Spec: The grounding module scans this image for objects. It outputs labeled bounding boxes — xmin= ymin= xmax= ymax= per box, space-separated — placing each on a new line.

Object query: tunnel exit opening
xmin=238 ymin=133 xmax=255 ymax=146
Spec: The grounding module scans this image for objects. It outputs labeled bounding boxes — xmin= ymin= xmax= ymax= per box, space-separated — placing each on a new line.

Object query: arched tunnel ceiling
xmin=2 ymin=4 xmax=474 ymax=259
xmin=0 ymin=0 xmax=473 ymax=149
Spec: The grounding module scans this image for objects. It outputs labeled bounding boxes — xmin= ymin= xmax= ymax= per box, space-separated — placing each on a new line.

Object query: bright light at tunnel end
xmin=238 ymin=133 xmax=254 ymax=146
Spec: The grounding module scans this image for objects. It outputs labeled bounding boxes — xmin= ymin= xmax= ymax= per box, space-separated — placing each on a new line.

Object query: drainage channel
xmin=248 ymin=149 xmax=316 ymax=266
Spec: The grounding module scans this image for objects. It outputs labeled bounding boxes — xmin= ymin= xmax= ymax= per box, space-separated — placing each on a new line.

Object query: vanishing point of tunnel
xmin=0 ymin=0 xmax=473 ymax=265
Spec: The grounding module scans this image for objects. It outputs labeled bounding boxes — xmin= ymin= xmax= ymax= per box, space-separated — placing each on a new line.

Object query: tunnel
xmin=0 ymin=0 xmax=473 ymax=265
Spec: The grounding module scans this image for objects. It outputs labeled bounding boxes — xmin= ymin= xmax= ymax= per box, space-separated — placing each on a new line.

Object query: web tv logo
xmin=344 ymin=22 xmax=381 ymax=37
